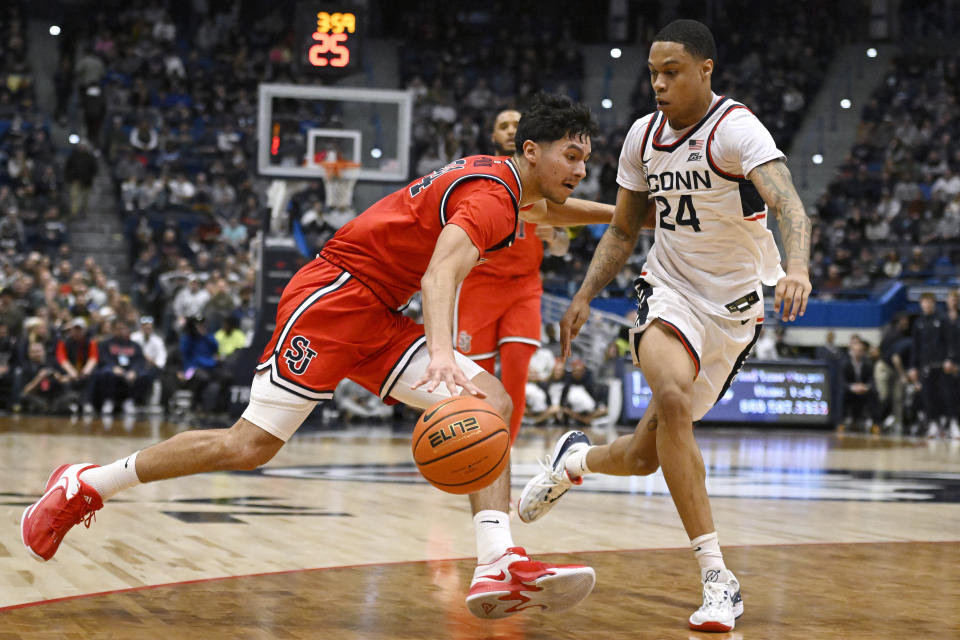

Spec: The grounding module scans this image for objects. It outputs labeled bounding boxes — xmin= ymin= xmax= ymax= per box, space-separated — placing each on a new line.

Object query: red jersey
xmin=464 ymin=217 xmax=544 ymax=283
xmin=320 ymin=156 xmax=522 ymax=309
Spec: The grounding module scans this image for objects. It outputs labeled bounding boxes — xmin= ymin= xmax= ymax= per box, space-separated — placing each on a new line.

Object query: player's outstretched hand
xmin=411 ymin=352 xmax=486 ymax=398
xmin=773 ymin=271 xmax=812 ymax=322
xmin=560 ymin=296 xmax=591 ymax=360
xmin=534 ymin=224 xmax=556 ymax=241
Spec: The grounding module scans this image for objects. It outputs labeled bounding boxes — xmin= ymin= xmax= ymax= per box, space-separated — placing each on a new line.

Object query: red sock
xmin=498 ymin=342 xmax=537 ymax=444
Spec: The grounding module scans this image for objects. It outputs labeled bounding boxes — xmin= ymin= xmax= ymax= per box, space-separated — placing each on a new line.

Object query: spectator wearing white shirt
xmin=130 ymin=120 xmax=159 ymax=151
xmin=864 ymin=212 xmax=890 ymax=243
xmin=876 ymin=189 xmax=902 ymax=220
xmin=153 ymin=12 xmax=176 ymax=42
xmin=211 ymin=175 xmax=236 ymax=208
xmin=933 ymin=167 xmax=960 ymax=203
xmin=131 ymin=316 xmax=167 ymax=370
xmin=167 ymin=173 xmax=196 ymax=206
xmin=163 ymin=49 xmax=185 ymax=79
xmin=216 ymin=125 xmax=241 ymax=153
xmin=131 ymin=315 xmax=168 ymax=409
xmin=139 ymin=171 xmax=166 ymax=210
xmin=172 ymin=276 xmax=211 ymax=329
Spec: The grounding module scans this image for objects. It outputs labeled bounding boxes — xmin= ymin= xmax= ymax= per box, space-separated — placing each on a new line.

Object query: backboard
xmin=256 ymin=83 xmax=413 ymax=182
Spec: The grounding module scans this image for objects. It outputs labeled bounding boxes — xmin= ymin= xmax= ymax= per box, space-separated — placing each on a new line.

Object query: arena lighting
xmin=49 ymin=25 xmax=61 ymax=36
xmin=601 ymin=98 xmax=613 ymax=109
xmin=867 ymin=47 xmax=878 ymax=58
xmin=812 ymin=153 xmax=823 ymax=165
xmin=68 ymin=134 xmax=79 ymax=144
xmin=370 ymin=147 xmax=382 ymax=159
xmin=610 ymin=47 xmax=622 ymax=59
xmin=840 ymin=98 xmax=852 ymax=109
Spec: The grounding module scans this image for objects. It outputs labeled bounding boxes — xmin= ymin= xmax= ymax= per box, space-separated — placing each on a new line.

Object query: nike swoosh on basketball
xmin=422 ymin=399 xmax=454 ymax=422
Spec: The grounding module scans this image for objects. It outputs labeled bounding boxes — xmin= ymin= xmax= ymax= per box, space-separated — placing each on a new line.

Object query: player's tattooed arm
xmin=748 ymin=159 xmax=811 ymax=274
xmin=560 ymin=187 xmax=647 ymax=356
xmin=575 ymin=187 xmax=648 ymax=300
xmin=749 ymin=158 xmax=813 ymax=321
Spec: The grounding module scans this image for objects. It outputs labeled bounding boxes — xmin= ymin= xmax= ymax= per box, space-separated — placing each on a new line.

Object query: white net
xmin=540 ymin=293 xmax=634 ymax=371
xmin=321 ymin=168 xmax=359 ymax=211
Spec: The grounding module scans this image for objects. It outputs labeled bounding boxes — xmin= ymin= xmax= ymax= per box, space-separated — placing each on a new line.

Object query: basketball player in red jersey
xmin=21 ymin=93 xmax=611 ymax=620
xmin=454 ymin=109 xmax=614 ymax=443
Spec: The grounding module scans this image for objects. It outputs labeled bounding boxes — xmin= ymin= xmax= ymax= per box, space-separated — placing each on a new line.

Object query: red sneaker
xmin=21 ymin=463 xmax=103 ymax=561
xmin=465 ymin=547 xmax=596 ymax=618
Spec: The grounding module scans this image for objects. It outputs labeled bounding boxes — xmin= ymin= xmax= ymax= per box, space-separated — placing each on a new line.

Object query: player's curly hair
xmin=514 ymin=92 xmax=597 ymax=151
xmin=653 ymin=19 xmax=717 ymax=66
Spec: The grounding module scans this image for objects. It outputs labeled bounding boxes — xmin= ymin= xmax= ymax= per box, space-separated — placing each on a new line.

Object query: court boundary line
xmin=3 ymin=538 xmax=958 ymax=612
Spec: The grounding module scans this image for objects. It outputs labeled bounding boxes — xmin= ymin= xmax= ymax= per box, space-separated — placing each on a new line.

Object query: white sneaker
xmin=689 ymin=572 xmax=743 ymax=632
xmin=926 ymin=422 xmax=940 ymax=439
xmin=122 ymin=399 xmax=136 ymax=415
xmin=82 ymin=403 xmax=95 ymax=416
xmin=949 ymin=420 xmax=960 ymax=440
xmin=465 ymin=547 xmax=596 ymax=619
xmin=518 ymin=430 xmax=590 ymax=523
xmin=101 ymin=399 xmax=115 ymax=415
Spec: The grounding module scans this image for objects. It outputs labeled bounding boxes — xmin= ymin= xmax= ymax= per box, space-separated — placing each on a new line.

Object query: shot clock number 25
xmin=296 ymin=3 xmax=362 ymax=75
xmin=308 ymin=11 xmax=356 ymax=68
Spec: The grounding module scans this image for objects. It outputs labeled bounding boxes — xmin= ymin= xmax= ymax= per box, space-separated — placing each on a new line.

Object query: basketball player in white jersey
xmin=517 ymin=19 xmax=812 ymax=632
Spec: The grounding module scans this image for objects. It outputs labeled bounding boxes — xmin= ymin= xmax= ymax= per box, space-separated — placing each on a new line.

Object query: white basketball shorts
xmin=628 ymin=278 xmax=763 ymax=421
xmin=242 ymin=343 xmax=485 ymax=441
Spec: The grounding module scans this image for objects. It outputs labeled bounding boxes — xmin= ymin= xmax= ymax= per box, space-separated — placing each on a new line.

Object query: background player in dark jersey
xmin=454 ymin=108 xmax=614 ymax=443
xmin=22 ymin=93 xmax=611 ymax=620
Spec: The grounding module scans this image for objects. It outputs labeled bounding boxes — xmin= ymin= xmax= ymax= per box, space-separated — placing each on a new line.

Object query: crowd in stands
xmin=396 ymin=3 xmax=587 ymax=177
xmin=0 ymin=3 xmax=260 ymax=418
xmin=810 ymin=51 xmax=960 ymax=296
xmin=2 ymin=0 xmax=959 ymax=441
xmin=391 ymin=1 xmax=865 ymax=301
xmin=0 ymin=7 xmax=68 ymax=259
xmin=749 ymin=288 xmax=960 ymax=440
xmin=0 ymin=243 xmax=255 ymax=417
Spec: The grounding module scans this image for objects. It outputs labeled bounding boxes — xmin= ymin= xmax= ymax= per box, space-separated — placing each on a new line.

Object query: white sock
xmin=691 ymin=531 xmax=730 ymax=582
xmin=474 ymin=510 xmax=515 ymax=564
xmin=564 ymin=446 xmax=592 ymax=479
xmin=79 ymin=451 xmax=142 ymax=501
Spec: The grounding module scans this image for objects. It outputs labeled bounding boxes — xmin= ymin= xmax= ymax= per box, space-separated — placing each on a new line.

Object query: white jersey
xmin=618 ymin=94 xmax=786 ymax=318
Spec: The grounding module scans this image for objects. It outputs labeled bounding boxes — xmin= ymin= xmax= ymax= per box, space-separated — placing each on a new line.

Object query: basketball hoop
xmin=320 ymin=160 xmax=361 ymax=212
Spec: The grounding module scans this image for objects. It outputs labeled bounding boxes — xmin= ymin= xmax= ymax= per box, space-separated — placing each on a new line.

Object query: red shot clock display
xmin=297 ymin=3 xmax=362 ymax=75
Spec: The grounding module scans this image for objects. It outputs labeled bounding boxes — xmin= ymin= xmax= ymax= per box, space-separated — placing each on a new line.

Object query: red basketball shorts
xmin=256 ymin=258 xmax=426 ymax=403
xmin=453 ymin=276 xmax=541 ymax=360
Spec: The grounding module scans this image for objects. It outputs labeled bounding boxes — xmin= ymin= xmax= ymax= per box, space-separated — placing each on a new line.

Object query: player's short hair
xmin=653 ymin=19 xmax=717 ymax=66
xmin=514 ymin=92 xmax=597 ymax=151
xmin=919 ymin=291 xmax=936 ymax=302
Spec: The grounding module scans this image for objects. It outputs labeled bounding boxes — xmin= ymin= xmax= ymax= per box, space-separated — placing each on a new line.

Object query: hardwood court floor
xmin=1 ymin=415 xmax=959 ymax=639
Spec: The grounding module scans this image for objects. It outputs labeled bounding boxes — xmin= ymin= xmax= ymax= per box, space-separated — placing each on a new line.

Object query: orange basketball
xmin=412 ymin=396 xmax=510 ymax=494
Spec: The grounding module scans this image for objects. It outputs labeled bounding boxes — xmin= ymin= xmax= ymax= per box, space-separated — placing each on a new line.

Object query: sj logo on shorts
xmin=283 ymin=336 xmax=317 ymax=375
xmin=457 ymin=330 xmax=472 ymax=353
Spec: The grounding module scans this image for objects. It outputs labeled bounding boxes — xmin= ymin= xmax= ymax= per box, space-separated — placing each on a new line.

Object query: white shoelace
xmin=531 ymin=455 xmax=570 ymax=489
xmin=699 ymin=581 xmax=731 ymax=612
